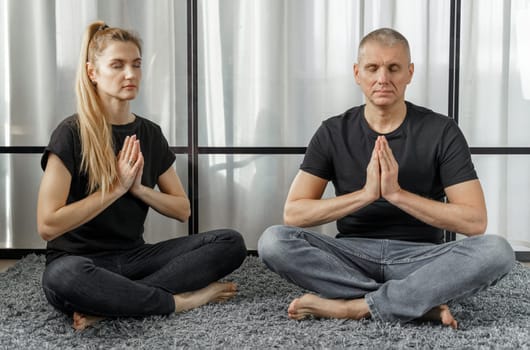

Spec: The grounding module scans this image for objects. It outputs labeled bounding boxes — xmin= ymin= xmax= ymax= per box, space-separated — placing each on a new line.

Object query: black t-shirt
xmin=41 ymin=114 xmax=176 ymax=262
xmin=301 ymin=101 xmax=477 ymax=243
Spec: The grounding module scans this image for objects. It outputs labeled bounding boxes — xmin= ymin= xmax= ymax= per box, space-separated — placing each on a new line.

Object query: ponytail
xmin=75 ymin=21 xmax=142 ymax=195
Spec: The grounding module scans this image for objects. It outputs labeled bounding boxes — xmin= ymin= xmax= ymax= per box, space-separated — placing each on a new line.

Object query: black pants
xmin=42 ymin=229 xmax=246 ymax=317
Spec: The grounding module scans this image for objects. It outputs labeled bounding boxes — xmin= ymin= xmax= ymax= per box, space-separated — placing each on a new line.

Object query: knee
xmin=257 ymin=225 xmax=291 ymax=265
xmin=475 ymin=234 xmax=515 ymax=276
xmin=42 ymin=256 xmax=93 ymax=311
xmin=229 ymin=230 xmax=247 ymax=265
xmin=42 ymin=256 xmax=92 ymax=295
xmin=214 ymin=229 xmax=247 ymax=267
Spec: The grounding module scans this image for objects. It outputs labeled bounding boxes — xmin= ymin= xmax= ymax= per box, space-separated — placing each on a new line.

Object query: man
xmin=258 ymin=28 xmax=514 ymax=328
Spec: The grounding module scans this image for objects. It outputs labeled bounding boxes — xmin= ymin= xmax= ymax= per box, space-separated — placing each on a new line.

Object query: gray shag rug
xmin=0 ymin=254 xmax=529 ymax=349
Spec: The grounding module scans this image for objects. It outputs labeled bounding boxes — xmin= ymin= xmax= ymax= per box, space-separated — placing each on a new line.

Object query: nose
xmin=124 ymin=65 xmax=136 ymax=79
xmin=377 ymin=69 xmax=389 ymax=84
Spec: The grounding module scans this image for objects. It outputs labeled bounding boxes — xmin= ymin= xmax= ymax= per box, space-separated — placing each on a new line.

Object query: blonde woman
xmin=37 ymin=21 xmax=246 ymax=331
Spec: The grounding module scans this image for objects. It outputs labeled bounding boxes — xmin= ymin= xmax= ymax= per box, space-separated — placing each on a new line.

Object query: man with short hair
xmin=258 ymin=28 xmax=514 ymax=328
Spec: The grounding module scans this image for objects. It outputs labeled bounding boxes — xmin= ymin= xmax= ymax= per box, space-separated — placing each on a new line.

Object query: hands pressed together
xmin=116 ymin=135 xmax=144 ymax=195
xmin=365 ymin=135 xmax=401 ymax=202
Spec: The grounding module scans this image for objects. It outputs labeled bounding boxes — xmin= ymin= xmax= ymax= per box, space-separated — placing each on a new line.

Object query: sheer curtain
xmin=0 ymin=0 xmax=188 ymax=248
xmin=197 ymin=0 xmax=451 ymax=248
xmin=1 ymin=0 xmax=528 ymax=252
xmin=460 ymin=0 xmax=530 ymax=252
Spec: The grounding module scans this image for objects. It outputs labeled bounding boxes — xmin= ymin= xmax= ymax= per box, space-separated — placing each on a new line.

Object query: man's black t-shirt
xmin=41 ymin=114 xmax=176 ymax=263
xmin=300 ymin=101 xmax=477 ymax=243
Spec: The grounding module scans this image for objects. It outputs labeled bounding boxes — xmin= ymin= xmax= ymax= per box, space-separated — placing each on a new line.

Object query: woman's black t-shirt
xmin=300 ymin=101 xmax=477 ymax=243
xmin=41 ymin=114 xmax=176 ymax=263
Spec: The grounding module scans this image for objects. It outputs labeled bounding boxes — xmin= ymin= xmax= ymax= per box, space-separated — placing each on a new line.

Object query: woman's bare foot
xmin=173 ymin=282 xmax=238 ymax=313
xmin=421 ymin=304 xmax=458 ymax=329
xmin=287 ymin=293 xmax=371 ymax=320
xmin=72 ymin=312 xmax=105 ymax=331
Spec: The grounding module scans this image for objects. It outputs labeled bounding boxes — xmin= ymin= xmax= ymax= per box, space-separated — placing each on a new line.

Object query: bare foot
xmin=72 ymin=312 xmax=105 ymax=331
xmin=421 ymin=304 xmax=458 ymax=329
xmin=287 ymin=293 xmax=371 ymax=320
xmin=173 ymin=282 xmax=238 ymax=313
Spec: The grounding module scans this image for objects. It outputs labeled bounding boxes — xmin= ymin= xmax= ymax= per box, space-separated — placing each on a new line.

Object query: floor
xmin=1 ymin=259 xmax=529 ymax=272
xmin=0 ymin=260 xmax=18 ymax=272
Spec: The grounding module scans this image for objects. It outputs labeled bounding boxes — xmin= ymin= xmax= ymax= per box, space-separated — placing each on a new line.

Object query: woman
xmin=37 ymin=21 xmax=246 ymax=331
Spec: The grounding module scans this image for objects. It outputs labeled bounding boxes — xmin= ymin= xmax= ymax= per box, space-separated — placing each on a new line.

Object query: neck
xmin=104 ymin=100 xmax=134 ymax=125
xmin=364 ymin=102 xmax=407 ymax=134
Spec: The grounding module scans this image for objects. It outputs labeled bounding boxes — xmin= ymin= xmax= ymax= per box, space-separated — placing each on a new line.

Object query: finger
xmin=379 ymin=137 xmax=397 ymax=168
xmin=125 ymin=136 xmax=139 ymax=165
xmin=121 ymin=136 xmax=132 ymax=162
xmin=136 ymin=151 xmax=144 ymax=168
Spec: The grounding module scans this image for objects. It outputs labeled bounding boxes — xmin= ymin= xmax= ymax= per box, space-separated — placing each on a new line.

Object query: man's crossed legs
xmin=258 ymin=225 xmax=514 ymax=328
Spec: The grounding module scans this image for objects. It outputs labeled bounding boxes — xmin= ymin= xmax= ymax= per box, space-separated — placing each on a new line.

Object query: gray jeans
xmin=257 ymin=225 xmax=515 ymax=323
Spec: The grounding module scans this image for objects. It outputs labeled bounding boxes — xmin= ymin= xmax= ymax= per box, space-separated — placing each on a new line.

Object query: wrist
xmin=130 ymin=184 xmax=146 ymax=198
xmin=384 ymin=187 xmax=403 ymax=204
xmin=360 ymin=187 xmax=380 ymax=204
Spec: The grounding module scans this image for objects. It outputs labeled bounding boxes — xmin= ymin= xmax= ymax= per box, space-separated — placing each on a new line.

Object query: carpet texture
xmin=0 ymin=254 xmax=528 ymax=349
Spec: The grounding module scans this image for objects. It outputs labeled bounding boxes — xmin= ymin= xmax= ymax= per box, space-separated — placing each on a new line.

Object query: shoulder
xmin=405 ymin=101 xmax=457 ymax=132
xmin=131 ymin=115 xmax=172 ymax=154
xmin=42 ymin=114 xmax=81 ymax=172
xmin=49 ymin=114 xmax=80 ymax=143
xmin=55 ymin=114 xmax=79 ymax=132
xmin=134 ymin=114 xmax=162 ymax=131
xmin=322 ymin=105 xmax=364 ymax=127
xmin=316 ymin=105 xmax=364 ymax=139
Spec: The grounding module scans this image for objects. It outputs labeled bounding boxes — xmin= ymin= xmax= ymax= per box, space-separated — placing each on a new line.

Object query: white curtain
xmin=198 ymin=0 xmax=530 ymax=250
xmin=198 ymin=0 xmax=450 ymax=148
xmin=460 ymin=0 xmax=530 ymax=252
xmin=1 ymin=0 xmax=528 ymax=251
xmin=197 ymin=0 xmax=453 ymax=248
xmin=0 ymin=0 xmax=188 ymax=248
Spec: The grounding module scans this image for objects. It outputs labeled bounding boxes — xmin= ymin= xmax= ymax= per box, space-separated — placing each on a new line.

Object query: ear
xmin=407 ymin=62 xmax=414 ymax=83
xmin=86 ymin=62 xmax=96 ymax=83
xmin=353 ymin=63 xmax=360 ymax=85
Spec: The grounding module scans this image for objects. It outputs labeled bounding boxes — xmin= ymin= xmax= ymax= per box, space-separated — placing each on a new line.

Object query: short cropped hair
xmin=357 ymin=28 xmax=411 ymax=63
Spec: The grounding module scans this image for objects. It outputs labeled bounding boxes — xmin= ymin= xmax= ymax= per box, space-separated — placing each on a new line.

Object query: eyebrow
xmin=108 ymin=57 xmax=142 ymax=63
xmin=363 ymin=61 xmax=402 ymax=68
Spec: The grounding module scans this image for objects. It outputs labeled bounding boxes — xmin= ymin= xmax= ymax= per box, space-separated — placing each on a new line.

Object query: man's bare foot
xmin=421 ymin=304 xmax=458 ymax=329
xmin=287 ymin=293 xmax=371 ymax=320
xmin=173 ymin=282 xmax=238 ymax=313
xmin=72 ymin=312 xmax=105 ymax=331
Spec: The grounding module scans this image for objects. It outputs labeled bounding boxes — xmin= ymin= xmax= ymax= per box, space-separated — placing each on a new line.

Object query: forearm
xmin=386 ymin=189 xmax=487 ymax=236
xmin=284 ymin=188 xmax=376 ymax=227
xmin=38 ymin=185 xmax=126 ymax=241
xmin=131 ymin=185 xmax=190 ymax=222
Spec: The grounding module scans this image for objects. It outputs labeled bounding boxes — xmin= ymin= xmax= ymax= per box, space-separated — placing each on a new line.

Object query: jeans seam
xmin=365 ymin=293 xmax=382 ymax=321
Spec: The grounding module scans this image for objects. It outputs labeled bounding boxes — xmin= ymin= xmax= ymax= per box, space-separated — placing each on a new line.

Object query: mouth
xmin=123 ymin=85 xmax=137 ymax=90
xmin=374 ymin=90 xmax=393 ymax=95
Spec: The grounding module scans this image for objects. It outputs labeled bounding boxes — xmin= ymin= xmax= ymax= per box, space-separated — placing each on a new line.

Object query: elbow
xmin=472 ymin=219 xmax=487 ymax=236
xmin=182 ymin=207 xmax=191 ymax=222
xmin=464 ymin=215 xmax=488 ymax=236
xmin=176 ymin=203 xmax=191 ymax=223
xmin=283 ymin=205 xmax=301 ymax=227
xmin=37 ymin=223 xmax=55 ymax=242
xmin=283 ymin=213 xmax=295 ymax=226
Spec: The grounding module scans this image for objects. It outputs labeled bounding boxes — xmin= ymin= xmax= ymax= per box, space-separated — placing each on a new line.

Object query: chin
xmin=122 ymin=94 xmax=138 ymax=101
xmin=372 ymin=99 xmax=397 ymax=107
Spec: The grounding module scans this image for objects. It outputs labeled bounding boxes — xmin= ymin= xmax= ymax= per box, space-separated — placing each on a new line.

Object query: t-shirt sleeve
xmin=41 ymin=120 xmax=78 ymax=176
xmin=439 ymin=120 xmax=478 ymax=188
xmin=300 ymin=123 xmax=334 ymax=180
xmin=155 ymin=125 xmax=176 ymax=177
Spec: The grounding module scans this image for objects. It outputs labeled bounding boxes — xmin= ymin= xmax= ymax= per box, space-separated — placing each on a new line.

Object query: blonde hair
xmin=75 ymin=21 xmax=142 ymax=195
